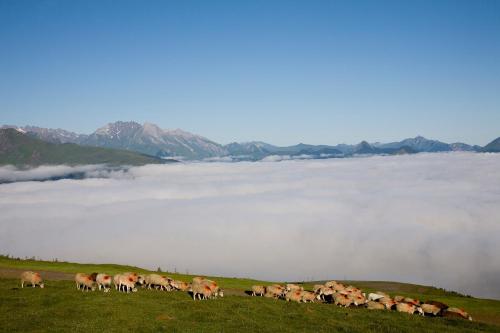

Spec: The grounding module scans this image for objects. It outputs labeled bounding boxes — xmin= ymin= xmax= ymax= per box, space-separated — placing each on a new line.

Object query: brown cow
xmin=20 ymin=271 xmax=44 ymax=288
xmin=443 ymin=307 xmax=472 ymax=321
xmin=366 ymin=301 xmax=386 ymax=310
xmin=285 ymin=290 xmax=302 ymax=303
xmin=252 ymin=285 xmax=265 ymax=296
xmin=421 ymin=303 xmax=442 ymax=316
xmin=75 ymin=273 xmax=96 ymax=291
xmin=96 ymin=273 xmax=112 ymax=292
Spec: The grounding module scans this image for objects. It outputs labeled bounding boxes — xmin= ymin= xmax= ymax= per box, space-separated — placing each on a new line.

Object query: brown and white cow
xmin=251 ymin=285 xmax=265 ymax=296
xmin=96 ymin=273 xmax=112 ymax=292
xmin=443 ymin=307 xmax=472 ymax=321
xmin=75 ymin=273 xmax=96 ymax=291
xmin=20 ymin=271 xmax=44 ymax=289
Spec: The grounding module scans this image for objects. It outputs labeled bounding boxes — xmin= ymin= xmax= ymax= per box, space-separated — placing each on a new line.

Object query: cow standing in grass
xmin=75 ymin=273 xmax=96 ymax=291
xmin=96 ymin=274 xmax=112 ymax=292
xmin=20 ymin=271 xmax=44 ymax=289
xmin=191 ymin=278 xmax=223 ymax=300
xmin=251 ymin=285 xmax=265 ymax=296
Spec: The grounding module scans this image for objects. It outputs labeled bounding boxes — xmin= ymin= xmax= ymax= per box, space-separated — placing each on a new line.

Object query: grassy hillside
xmin=0 ymin=128 xmax=169 ymax=166
xmin=1 ymin=256 xmax=499 ymax=332
xmin=0 ymin=256 xmax=268 ymax=290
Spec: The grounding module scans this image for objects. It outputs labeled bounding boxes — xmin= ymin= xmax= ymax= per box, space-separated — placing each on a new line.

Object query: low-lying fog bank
xmin=1 ymin=152 xmax=499 ymax=299
xmin=0 ymin=165 xmax=131 ymax=184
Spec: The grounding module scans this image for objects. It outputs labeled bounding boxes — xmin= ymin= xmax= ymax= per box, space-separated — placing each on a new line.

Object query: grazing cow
xmin=396 ymin=302 xmax=424 ymax=315
xmin=378 ymin=297 xmax=397 ymax=310
xmin=96 ymin=274 xmax=112 ymax=292
xmin=301 ymin=291 xmax=317 ymax=303
xmin=192 ymin=277 xmax=205 ymax=285
xmin=366 ymin=301 xmax=386 ymax=310
xmin=333 ymin=293 xmax=354 ymax=307
xmin=317 ymin=286 xmax=334 ymax=301
xmin=286 ymin=284 xmax=303 ymax=292
xmin=349 ymin=293 xmax=367 ymax=306
xmin=443 ymin=307 xmax=472 ymax=321
xmin=345 ymin=285 xmax=362 ymax=295
xmin=121 ymin=272 xmax=139 ymax=284
xmin=325 ymin=281 xmax=346 ymax=292
xmin=331 ymin=282 xmax=346 ymax=292
xmin=403 ymin=297 xmax=421 ymax=306
xmin=113 ymin=274 xmax=121 ymax=290
xmin=324 ymin=280 xmax=338 ymax=288
xmin=421 ymin=303 xmax=442 ymax=316
xmin=117 ymin=275 xmax=138 ymax=293
xmin=201 ymin=279 xmax=221 ymax=297
xmin=145 ymin=274 xmax=171 ymax=291
xmin=313 ymin=284 xmax=324 ymax=294
xmin=264 ymin=285 xmax=285 ymax=299
xmin=251 ymin=285 xmax=265 ymax=296
xmin=285 ymin=290 xmax=302 ymax=303
xmin=174 ymin=281 xmax=191 ymax=291
xmin=136 ymin=274 xmax=146 ymax=287
xmin=114 ymin=273 xmax=139 ymax=292
xmin=425 ymin=300 xmax=448 ymax=311
xmin=20 ymin=271 xmax=44 ymax=289
xmin=192 ymin=283 xmax=213 ymax=300
xmin=191 ymin=278 xmax=222 ymax=300
xmin=167 ymin=279 xmax=180 ymax=290
xmin=75 ymin=273 xmax=96 ymax=291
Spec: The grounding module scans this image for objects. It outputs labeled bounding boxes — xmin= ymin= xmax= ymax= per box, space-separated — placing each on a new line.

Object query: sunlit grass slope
xmin=1 ymin=256 xmax=499 ymax=332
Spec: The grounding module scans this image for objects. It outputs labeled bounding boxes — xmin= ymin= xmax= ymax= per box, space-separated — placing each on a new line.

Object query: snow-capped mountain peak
xmin=83 ymin=121 xmax=226 ymax=159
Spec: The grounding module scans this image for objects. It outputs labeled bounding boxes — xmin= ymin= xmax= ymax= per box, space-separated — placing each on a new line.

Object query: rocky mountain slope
xmin=0 ymin=128 xmax=168 ymax=166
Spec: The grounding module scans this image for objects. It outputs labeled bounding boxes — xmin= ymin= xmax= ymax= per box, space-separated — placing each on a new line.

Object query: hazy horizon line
xmin=3 ymin=122 xmax=494 ymax=147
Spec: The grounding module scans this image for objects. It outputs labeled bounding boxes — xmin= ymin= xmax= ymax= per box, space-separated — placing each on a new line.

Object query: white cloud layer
xmin=0 ymin=164 xmax=130 ymax=183
xmin=1 ymin=152 xmax=500 ymax=299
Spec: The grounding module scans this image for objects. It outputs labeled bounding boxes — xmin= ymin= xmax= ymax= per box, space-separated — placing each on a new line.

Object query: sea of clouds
xmin=1 ymin=152 xmax=499 ymax=299
xmin=0 ymin=164 xmax=131 ymax=183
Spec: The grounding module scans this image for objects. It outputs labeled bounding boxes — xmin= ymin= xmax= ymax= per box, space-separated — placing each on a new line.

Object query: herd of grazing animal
xmin=77 ymin=272 xmax=224 ymax=299
xmin=19 ymin=271 xmax=472 ymax=321
xmin=19 ymin=271 xmax=223 ymax=301
xmin=251 ymin=280 xmax=473 ymax=321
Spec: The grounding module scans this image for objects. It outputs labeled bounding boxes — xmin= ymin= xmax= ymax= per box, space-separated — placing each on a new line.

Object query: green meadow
xmin=1 ymin=256 xmax=499 ymax=332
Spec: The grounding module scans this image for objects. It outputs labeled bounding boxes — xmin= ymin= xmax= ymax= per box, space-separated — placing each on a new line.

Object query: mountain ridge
xmin=2 ymin=122 xmax=496 ymax=161
xmin=0 ymin=128 xmax=171 ymax=166
xmin=483 ymin=137 xmax=500 ymax=152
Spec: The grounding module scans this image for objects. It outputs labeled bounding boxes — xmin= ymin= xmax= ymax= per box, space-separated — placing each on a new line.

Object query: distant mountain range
xmin=2 ymin=121 xmax=499 ymax=162
xmin=221 ymin=134 xmax=488 ymax=160
xmin=9 ymin=122 xmax=225 ymax=160
xmin=0 ymin=128 xmax=171 ymax=166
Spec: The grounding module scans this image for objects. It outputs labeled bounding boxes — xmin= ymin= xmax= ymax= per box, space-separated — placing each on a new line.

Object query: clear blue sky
xmin=0 ymin=0 xmax=499 ymax=146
